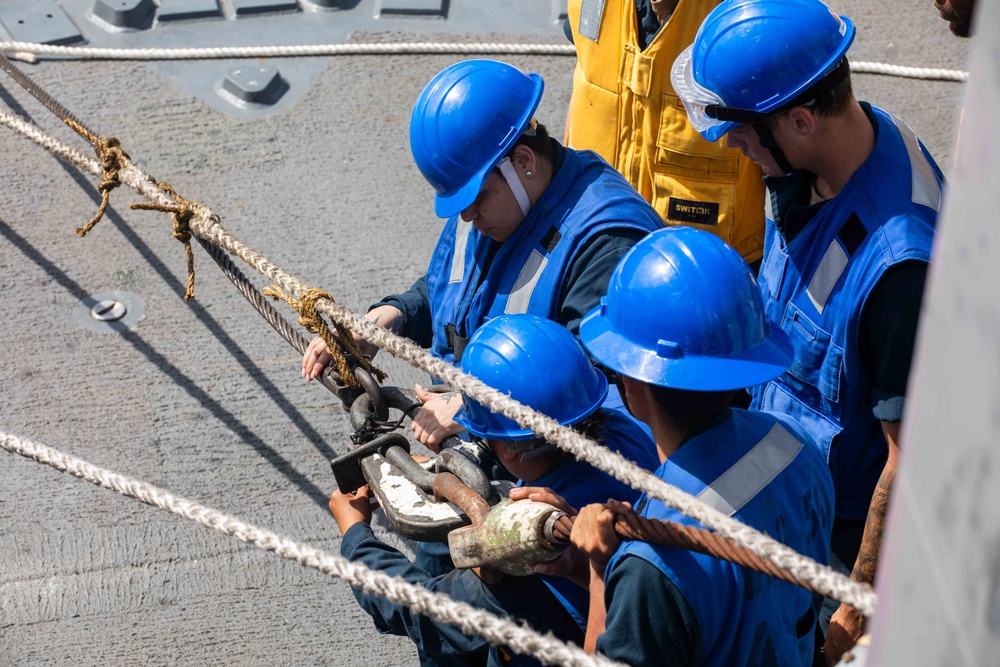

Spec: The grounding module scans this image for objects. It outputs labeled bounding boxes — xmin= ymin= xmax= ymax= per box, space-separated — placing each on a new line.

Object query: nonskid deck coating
xmin=0 ymin=4 xmax=969 ymax=665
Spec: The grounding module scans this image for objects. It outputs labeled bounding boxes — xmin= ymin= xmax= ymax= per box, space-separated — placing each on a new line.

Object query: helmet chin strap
xmin=497 ymin=157 xmax=531 ymax=218
xmin=751 ymin=123 xmax=796 ymax=175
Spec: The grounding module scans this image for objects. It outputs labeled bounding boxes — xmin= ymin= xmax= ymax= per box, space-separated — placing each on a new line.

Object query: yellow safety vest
xmin=566 ymin=0 xmax=765 ymax=262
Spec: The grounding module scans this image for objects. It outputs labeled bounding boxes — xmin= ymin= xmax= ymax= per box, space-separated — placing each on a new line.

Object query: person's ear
xmin=512 ymin=144 xmax=537 ymax=175
xmin=786 ymin=106 xmax=817 ymax=137
xmin=620 ymin=375 xmax=651 ymax=419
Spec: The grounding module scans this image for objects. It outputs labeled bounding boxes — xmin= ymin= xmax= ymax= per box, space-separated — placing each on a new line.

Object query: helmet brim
xmin=579 ymin=308 xmax=794 ymax=392
xmin=434 ymin=164 xmax=491 ymax=218
xmin=454 ymin=375 xmax=608 ymax=441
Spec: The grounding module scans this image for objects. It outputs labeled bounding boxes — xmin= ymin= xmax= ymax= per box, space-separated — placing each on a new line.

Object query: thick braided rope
xmin=193 ymin=201 xmax=878 ymax=617
xmin=0 ymin=108 xmax=877 ymax=617
xmin=0 ymin=42 xmax=577 ymax=61
xmin=0 ymin=429 xmax=625 ymax=667
xmin=323 ymin=322 xmax=876 ymax=619
xmin=0 ymin=40 xmax=970 ymax=82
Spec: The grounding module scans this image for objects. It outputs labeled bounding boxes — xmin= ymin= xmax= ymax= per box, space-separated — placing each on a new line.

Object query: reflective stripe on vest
xmin=892 ymin=116 xmax=942 ymax=212
xmin=504 ymin=250 xmax=548 ymax=315
xmin=449 ymin=219 xmax=473 ymax=283
xmin=695 ymin=423 xmax=803 ymax=516
xmin=806 ymin=239 xmax=850 ymax=314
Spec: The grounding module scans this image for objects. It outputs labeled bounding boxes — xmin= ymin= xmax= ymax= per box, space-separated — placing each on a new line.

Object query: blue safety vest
xmin=499 ymin=408 xmax=657 ymax=667
xmin=424 ymin=147 xmax=664 ymax=365
xmin=751 ymin=107 xmax=941 ymax=519
xmin=605 ymin=410 xmax=834 ymax=666
xmin=534 ymin=409 xmax=658 ymax=628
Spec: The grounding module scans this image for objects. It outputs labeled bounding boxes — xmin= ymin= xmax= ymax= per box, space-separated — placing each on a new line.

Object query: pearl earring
xmin=526 ymin=171 xmax=532 ymax=177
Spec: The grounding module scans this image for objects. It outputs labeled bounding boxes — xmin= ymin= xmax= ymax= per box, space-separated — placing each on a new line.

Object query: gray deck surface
xmin=0 ymin=2 xmax=970 ymax=665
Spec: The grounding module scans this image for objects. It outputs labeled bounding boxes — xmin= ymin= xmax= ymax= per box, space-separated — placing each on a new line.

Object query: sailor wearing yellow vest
xmin=565 ymin=0 xmax=766 ymax=262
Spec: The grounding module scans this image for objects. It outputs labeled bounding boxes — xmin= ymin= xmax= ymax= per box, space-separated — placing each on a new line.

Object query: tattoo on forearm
xmin=852 ymin=466 xmax=895 ymax=585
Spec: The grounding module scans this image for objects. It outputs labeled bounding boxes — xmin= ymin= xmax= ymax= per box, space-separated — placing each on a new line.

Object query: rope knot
xmin=129 ymin=181 xmax=199 ymax=301
xmin=262 ymin=286 xmax=386 ymax=388
xmin=171 ymin=206 xmax=194 ymax=244
xmin=68 ymin=119 xmax=130 ymax=237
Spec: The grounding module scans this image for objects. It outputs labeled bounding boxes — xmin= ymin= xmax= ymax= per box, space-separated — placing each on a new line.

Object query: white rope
xmin=0 ymin=40 xmax=970 ymax=82
xmin=0 ymin=106 xmax=877 ymax=617
xmin=851 ymin=60 xmax=969 ymax=82
xmin=0 ymin=41 xmax=577 ymax=62
xmin=0 ymin=429 xmax=625 ymax=667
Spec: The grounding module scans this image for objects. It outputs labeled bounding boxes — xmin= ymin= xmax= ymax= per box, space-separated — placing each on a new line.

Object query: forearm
xmin=341 ymin=524 xmax=489 ymax=656
xmin=370 ymin=274 xmax=432 ymax=346
xmin=354 ymin=305 xmax=403 ymax=359
xmin=583 ymin=562 xmax=607 ymax=653
xmin=851 ymin=460 xmax=895 ymax=585
xmin=826 ymin=448 xmax=896 ymax=663
xmin=851 ymin=421 xmax=901 ymax=585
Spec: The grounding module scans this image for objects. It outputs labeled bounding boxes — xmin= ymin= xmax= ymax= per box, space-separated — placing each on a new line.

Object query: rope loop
xmin=262 ymin=285 xmax=387 ymax=388
xmin=130 ymin=181 xmax=198 ymax=300
xmin=67 ymin=118 xmax=130 ymax=237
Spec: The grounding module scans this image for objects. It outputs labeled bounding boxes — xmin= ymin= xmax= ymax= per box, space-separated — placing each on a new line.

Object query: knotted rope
xmin=0 ymin=429 xmax=624 ymax=667
xmin=262 ymin=285 xmax=387 ymax=388
xmin=131 ymin=181 xmax=199 ymax=301
xmin=67 ymin=119 xmax=129 ymax=237
xmin=0 ymin=106 xmax=878 ymax=617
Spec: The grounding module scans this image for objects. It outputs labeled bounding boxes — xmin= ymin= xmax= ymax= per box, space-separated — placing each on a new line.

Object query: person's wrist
xmin=840 ymin=604 xmax=864 ymax=621
xmin=589 ymin=556 xmax=609 ymax=579
xmin=335 ymin=512 xmax=364 ymax=536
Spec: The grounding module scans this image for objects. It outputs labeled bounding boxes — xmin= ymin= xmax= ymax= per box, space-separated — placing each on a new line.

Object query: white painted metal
xmin=871 ymin=1 xmax=1000 ymax=663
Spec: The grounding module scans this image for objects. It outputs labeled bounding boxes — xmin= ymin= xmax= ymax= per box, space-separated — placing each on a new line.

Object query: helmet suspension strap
xmin=497 ymin=157 xmax=531 ymax=218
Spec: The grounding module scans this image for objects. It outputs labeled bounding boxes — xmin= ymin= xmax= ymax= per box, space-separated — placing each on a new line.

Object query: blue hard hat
xmin=454 ymin=314 xmax=608 ymax=441
xmin=671 ymin=0 xmax=855 ymax=141
xmin=579 ymin=228 xmax=793 ymax=391
xmin=409 ymin=60 xmax=544 ymax=218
